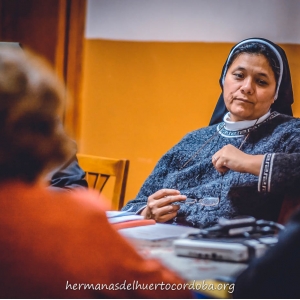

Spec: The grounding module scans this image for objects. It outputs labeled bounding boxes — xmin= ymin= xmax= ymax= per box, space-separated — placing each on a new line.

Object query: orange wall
xmin=80 ymin=40 xmax=300 ymax=204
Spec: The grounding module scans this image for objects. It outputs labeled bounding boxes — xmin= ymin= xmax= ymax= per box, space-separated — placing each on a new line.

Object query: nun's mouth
xmin=234 ymin=98 xmax=253 ymax=104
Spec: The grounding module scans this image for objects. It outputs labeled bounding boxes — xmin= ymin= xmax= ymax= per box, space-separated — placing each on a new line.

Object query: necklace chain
xmin=179 ymin=119 xmax=259 ymax=171
xmin=238 ymin=118 xmax=259 ymax=150
xmin=179 ymin=125 xmax=225 ymax=170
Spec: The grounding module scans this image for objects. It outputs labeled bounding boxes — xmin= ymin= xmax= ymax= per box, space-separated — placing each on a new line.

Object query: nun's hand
xmin=141 ymin=189 xmax=186 ymax=223
xmin=212 ymin=144 xmax=263 ymax=176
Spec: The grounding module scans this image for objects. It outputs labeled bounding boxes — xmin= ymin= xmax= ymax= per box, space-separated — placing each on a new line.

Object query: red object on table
xmin=112 ymin=219 xmax=156 ymax=230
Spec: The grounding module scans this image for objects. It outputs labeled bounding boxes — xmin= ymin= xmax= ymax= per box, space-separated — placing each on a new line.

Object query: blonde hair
xmin=0 ymin=48 xmax=73 ymax=182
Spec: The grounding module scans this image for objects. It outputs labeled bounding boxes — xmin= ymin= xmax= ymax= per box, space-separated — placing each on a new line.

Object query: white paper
xmin=119 ymin=223 xmax=200 ymax=241
xmin=106 ymin=210 xmax=144 ymax=224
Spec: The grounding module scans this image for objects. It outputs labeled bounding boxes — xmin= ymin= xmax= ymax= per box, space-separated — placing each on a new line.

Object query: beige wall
xmin=80 ymin=40 xmax=300 ymax=204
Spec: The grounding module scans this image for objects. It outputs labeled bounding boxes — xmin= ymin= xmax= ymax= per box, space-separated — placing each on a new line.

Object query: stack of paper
xmin=119 ymin=223 xmax=200 ymax=246
xmin=106 ymin=211 xmax=144 ymax=224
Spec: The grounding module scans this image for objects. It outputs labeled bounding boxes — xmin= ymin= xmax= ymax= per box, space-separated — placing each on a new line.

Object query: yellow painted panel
xmin=80 ymin=40 xmax=300 ymax=204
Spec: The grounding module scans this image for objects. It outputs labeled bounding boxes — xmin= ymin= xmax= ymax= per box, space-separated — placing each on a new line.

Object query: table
xmin=119 ymin=223 xmax=248 ymax=282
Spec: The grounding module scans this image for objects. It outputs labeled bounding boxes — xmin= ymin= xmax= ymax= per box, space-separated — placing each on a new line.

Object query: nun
xmin=122 ymin=38 xmax=300 ymax=228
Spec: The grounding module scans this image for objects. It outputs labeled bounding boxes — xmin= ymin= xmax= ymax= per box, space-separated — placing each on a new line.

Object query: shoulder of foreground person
xmin=0 ymin=183 xmax=192 ymax=298
xmin=54 ymin=188 xmax=193 ymax=298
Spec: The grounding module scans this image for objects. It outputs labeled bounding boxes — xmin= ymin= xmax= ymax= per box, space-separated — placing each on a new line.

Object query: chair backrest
xmin=278 ymin=194 xmax=300 ymax=224
xmin=77 ymin=154 xmax=129 ymax=210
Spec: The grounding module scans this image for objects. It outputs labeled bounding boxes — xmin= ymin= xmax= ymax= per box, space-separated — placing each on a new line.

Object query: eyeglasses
xmin=171 ymin=167 xmax=225 ymax=208
xmin=185 ymin=196 xmax=220 ymax=206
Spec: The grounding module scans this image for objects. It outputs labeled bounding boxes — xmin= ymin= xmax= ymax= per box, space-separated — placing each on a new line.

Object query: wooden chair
xmin=278 ymin=194 xmax=300 ymax=224
xmin=77 ymin=154 xmax=129 ymax=210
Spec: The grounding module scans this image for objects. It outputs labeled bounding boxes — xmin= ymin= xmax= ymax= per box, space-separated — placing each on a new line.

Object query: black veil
xmin=209 ymin=37 xmax=294 ymax=125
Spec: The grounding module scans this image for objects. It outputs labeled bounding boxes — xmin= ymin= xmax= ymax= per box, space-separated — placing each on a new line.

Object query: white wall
xmin=86 ymin=0 xmax=300 ymax=43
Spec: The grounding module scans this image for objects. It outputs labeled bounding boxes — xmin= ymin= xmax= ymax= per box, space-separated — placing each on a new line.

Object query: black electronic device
xmin=173 ymin=216 xmax=284 ymax=262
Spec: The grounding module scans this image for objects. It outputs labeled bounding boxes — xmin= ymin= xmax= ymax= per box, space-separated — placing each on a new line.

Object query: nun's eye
xmin=257 ymin=79 xmax=268 ymax=86
xmin=233 ymin=73 xmax=243 ymax=79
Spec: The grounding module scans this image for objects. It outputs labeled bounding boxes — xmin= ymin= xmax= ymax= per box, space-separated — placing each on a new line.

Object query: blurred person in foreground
xmin=0 ymin=41 xmax=87 ymax=191
xmin=0 ymin=48 xmax=191 ymax=298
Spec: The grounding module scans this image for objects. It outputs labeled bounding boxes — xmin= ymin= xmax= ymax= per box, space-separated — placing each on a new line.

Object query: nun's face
xmin=223 ymin=53 xmax=276 ymax=122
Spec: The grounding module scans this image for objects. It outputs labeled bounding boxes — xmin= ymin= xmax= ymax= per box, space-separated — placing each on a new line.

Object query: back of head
xmin=0 ymin=48 xmax=72 ymax=183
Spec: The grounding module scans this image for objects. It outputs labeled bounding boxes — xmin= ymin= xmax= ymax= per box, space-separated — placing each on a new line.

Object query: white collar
xmin=223 ymin=111 xmax=271 ymax=131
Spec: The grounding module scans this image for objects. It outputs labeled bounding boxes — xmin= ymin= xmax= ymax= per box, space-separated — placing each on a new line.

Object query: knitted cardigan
xmin=123 ymin=112 xmax=300 ymax=228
